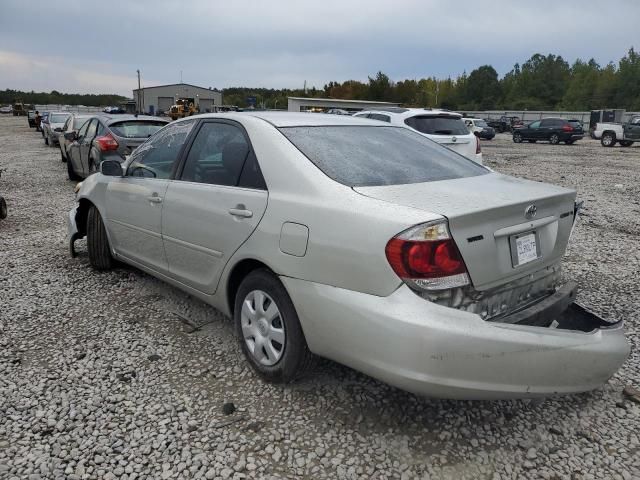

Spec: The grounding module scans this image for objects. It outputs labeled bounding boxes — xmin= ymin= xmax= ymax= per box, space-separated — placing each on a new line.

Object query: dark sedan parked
xmin=27 ymin=110 xmax=37 ymax=128
xmin=65 ymin=115 xmax=169 ymax=180
xmin=513 ymin=118 xmax=584 ymax=145
xmin=59 ymin=114 xmax=92 ymax=162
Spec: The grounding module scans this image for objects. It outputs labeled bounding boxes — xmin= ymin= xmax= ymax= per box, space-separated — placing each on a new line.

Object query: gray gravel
xmin=0 ymin=115 xmax=638 ymax=480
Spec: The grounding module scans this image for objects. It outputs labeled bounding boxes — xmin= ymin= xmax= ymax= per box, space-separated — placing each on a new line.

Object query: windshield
xmin=279 ymin=126 xmax=487 ymax=187
xmin=404 ymin=115 xmax=469 ymax=135
xmin=73 ymin=117 xmax=90 ymax=129
xmin=50 ymin=113 xmax=70 ymax=123
xmin=109 ymin=121 xmax=167 ymax=138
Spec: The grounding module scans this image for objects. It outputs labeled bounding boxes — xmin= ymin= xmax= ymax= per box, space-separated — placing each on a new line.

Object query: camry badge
xmin=525 ymin=204 xmax=537 ymax=219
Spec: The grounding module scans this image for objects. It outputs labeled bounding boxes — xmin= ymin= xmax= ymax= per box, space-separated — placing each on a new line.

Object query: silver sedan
xmin=68 ymin=112 xmax=629 ymax=399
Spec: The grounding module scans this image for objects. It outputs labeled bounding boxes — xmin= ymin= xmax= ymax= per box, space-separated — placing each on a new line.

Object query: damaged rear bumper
xmin=281 ymin=277 xmax=630 ymax=399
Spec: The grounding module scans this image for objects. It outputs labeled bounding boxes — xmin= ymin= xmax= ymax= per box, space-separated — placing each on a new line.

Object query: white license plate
xmin=515 ymin=233 xmax=538 ymax=265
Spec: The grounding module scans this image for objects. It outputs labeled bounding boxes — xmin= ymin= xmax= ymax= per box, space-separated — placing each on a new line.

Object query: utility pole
xmin=136 ymin=69 xmax=141 ymax=114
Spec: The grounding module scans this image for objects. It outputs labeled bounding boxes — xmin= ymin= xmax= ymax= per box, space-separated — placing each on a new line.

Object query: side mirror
xmin=64 ymin=131 xmax=77 ymax=141
xmin=100 ymin=160 xmax=123 ymax=177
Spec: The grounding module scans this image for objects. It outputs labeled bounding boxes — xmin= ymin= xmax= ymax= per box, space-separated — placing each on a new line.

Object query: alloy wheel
xmin=241 ymin=290 xmax=285 ymax=366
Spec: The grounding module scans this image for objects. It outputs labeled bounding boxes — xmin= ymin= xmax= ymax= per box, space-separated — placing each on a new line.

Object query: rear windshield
xmin=474 ymin=119 xmax=488 ymax=127
xmin=279 ymin=126 xmax=487 ymax=187
xmin=568 ymin=120 xmax=582 ymax=127
xmin=73 ymin=117 xmax=90 ymax=129
xmin=109 ymin=121 xmax=167 ymax=138
xmin=50 ymin=113 xmax=70 ymax=123
xmin=405 ymin=115 xmax=469 ymax=135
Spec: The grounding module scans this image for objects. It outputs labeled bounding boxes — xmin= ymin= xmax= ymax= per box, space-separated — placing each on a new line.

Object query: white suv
xmin=355 ymin=108 xmax=482 ymax=163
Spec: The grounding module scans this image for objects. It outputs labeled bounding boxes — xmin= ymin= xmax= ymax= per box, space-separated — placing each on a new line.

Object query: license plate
xmin=511 ymin=232 xmax=539 ymax=266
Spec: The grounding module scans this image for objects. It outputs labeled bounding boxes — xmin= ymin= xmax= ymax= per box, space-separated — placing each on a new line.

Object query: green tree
xmin=461 ymin=65 xmax=501 ymax=110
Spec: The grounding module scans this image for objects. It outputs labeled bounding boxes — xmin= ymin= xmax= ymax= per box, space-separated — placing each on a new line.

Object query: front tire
xmin=620 ymin=140 xmax=633 ymax=147
xmin=565 ymin=140 xmax=575 ymax=145
xmin=44 ymin=134 xmax=49 ymax=145
xmin=234 ymin=269 xmax=314 ymax=383
xmin=513 ymin=132 xmax=523 ymax=143
xmin=0 ymin=197 xmax=7 ymax=219
xmin=87 ymin=205 xmax=113 ymax=270
xmin=549 ymin=133 xmax=560 ymax=145
xmin=60 ymin=147 xmax=67 ymax=162
xmin=601 ymin=132 xmax=616 ymax=147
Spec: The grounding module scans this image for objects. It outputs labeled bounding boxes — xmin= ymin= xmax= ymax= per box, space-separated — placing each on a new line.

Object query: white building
xmin=288 ymin=97 xmax=400 ymax=113
xmin=133 ymin=83 xmax=223 ymax=115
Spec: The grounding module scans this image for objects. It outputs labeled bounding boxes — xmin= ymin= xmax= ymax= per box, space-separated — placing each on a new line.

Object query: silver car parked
xmin=68 ymin=113 xmax=629 ymax=399
xmin=43 ymin=111 xmax=71 ymax=146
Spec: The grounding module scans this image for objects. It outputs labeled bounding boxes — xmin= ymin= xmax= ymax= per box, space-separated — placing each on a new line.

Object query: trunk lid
xmin=355 ymin=173 xmax=577 ymax=290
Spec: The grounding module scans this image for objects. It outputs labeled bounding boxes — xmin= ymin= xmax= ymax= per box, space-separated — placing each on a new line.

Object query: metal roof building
xmin=288 ymin=97 xmax=400 ymax=113
xmin=133 ymin=83 xmax=223 ymax=115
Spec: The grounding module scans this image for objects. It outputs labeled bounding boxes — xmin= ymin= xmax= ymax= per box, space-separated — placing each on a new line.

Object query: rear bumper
xmin=282 ymin=278 xmax=629 ymax=399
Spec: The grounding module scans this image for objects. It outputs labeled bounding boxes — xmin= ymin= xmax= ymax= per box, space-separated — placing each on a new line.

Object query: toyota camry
xmin=68 ymin=112 xmax=629 ymax=399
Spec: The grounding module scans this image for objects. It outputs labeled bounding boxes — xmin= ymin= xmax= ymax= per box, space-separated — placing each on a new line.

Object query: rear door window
xmin=180 ymin=122 xmax=253 ymax=187
xmin=280 ymin=125 xmax=487 ymax=187
xmin=404 ymin=115 xmax=469 ymax=135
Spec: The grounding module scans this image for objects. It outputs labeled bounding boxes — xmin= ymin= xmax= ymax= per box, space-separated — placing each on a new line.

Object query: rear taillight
xmin=475 ymin=136 xmax=481 ymax=154
xmin=94 ymin=133 xmax=119 ymax=151
xmin=562 ymin=125 xmax=573 ymax=132
xmin=385 ymin=220 xmax=470 ymax=291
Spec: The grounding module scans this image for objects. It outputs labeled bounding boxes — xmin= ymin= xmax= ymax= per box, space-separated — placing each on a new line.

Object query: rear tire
xmin=620 ymin=140 xmax=633 ymax=147
xmin=67 ymin=157 xmax=81 ymax=180
xmin=513 ymin=132 xmax=522 ymax=143
xmin=44 ymin=134 xmax=49 ymax=145
xmin=234 ymin=269 xmax=314 ymax=383
xmin=527 ymin=139 xmax=537 ymax=143
xmin=565 ymin=140 xmax=575 ymax=145
xmin=88 ymin=158 xmax=99 ymax=175
xmin=601 ymin=132 xmax=616 ymax=147
xmin=549 ymin=133 xmax=560 ymax=145
xmin=60 ymin=147 xmax=67 ymax=162
xmin=0 ymin=197 xmax=7 ymax=219
xmin=87 ymin=205 xmax=113 ymax=270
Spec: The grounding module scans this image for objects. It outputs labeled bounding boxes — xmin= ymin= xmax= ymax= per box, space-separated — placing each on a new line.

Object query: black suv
xmin=512 ymin=118 xmax=584 ymax=145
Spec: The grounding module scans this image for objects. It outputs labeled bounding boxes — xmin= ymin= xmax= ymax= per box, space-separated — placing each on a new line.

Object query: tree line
xmin=225 ymin=48 xmax=640 ymax=111
xmin=0 ymin=89 xmax=127 ymax=107
xmin=3 ymin=48 xmax=638 ymax=111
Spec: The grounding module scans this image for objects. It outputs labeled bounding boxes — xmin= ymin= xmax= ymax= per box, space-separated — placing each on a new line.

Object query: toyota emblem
xmin=451 ymin=136 xmax=457 ymax=143
xmin=525 ymin=204 xmax=537 ymax=219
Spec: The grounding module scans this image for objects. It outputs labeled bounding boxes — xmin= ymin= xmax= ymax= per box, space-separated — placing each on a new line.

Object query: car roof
xmin=181 ymin=111 xmax=385 ymax=128
xmin=359 ymin=108 xmax=462 ymax=119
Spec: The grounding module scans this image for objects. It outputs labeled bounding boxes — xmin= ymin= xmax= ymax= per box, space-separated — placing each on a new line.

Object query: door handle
xmin=147 ymin=194 xmax=163 ymax=204
xmin=229 ymin=204 xmax=253 ymax=218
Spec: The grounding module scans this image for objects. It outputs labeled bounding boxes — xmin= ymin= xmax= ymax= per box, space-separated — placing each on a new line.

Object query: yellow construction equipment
xmin=167 ymin=98 xmax=198 ymax=120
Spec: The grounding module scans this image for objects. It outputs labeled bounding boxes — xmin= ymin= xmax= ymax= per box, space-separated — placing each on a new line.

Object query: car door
xmin=68 ymin=120 xmax=90 ymax=176
xmin=104 ymin=120 xmax=196 ymax=273
xmin=161 ymin=120 xmax=268 ymax=294
xmin=524 ymin=120 xmax=541 ymax=139
xmin=624 ymin=116 xmax=640 ymax=141
xmin=78 ymin=119 xmax=99 ymax=176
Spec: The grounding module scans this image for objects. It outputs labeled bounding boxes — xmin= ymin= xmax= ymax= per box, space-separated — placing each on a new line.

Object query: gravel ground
xmin=0 ymin=115 xmax=638 ymax=480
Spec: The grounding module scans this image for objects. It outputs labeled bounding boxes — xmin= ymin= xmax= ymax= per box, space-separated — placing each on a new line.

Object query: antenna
xmin=180 ymin=70 xmax=183 ymax=83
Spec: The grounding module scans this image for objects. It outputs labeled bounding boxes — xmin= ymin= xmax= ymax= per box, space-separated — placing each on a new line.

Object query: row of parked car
xmin=29 ymin=110 xmax=169 ymax=179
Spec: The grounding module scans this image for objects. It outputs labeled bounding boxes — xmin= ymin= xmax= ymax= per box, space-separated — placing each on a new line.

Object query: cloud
xmin=0 ymin=0 xmax=638 ymax=93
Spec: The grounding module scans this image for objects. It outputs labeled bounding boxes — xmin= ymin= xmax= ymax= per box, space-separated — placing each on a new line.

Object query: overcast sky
xmin=0 ymin=0 xmax=638 ymax=97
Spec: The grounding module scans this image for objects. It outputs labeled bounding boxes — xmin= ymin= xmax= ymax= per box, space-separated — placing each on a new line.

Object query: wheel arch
xmin=226 ymin=258 xmax=277 ymax=317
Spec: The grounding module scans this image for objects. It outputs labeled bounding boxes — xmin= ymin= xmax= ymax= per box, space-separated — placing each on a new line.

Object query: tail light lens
xmin=475 ymin=136 xmax=481 ymax=154
xmin=562 ymin=125 xmax=573 ymax=132
xmin=385 ymin=220 xmax=470 ymax=291
xmin=94 ymin=133 xmax=119 ymax=151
